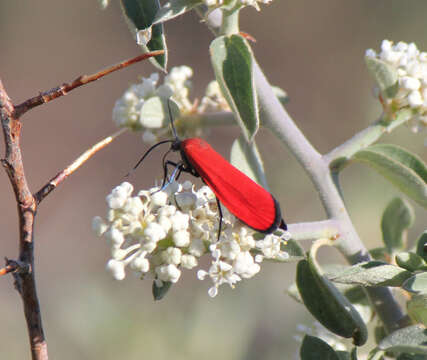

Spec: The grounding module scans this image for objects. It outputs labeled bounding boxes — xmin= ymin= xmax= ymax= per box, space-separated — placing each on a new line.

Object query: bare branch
xmin=35 ymin=128 xmax=127 ymax=204
xmin=14 ymin=51 xmax=164 ymax=119
xmin=0 ymin=80 xmax=47 ymax=360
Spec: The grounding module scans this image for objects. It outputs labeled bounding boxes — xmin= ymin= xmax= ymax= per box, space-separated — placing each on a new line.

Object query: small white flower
xmin=156 ymin=264 xmax=181 ymax=283
xmin=106 ymin=227 xmax=125 ymax=247
xmin=175 ymin=192 xmax=197 ymax=211
xmin=95 ymin=180 xmax=287 ymax=297
xmin=408 ymin=90 xmax=423 ymax=107
xmin=170 ymin=211 xmax=190 ymax=231
xmin=173 ymin=230 xmax=191 ymax=247
xmin=188 ymin=238 xmax=206 ymax=257
xmin=123 ymin=196 xmax=144 ymax=216
xmin=92 ymin=216 xmax=108 ymax=236
xmin=400 ymin=76 xmax=421 ymax=90
xmin=233 ymin=251 xmax=260 ymax=278
xmin=130 ymin=253 xmax=150 ymax=273
xmin=151 ymin=191 xmax=168 ymax=207
xmin=367 ymin=40 xmax=427 ymax=131
xmin=181 ymin=254 xmax=197 ymax=269
xmin=161 ymin=247 xmax=182 ymax=265
xmin=106 ymin=259 xmax=126 ymax=280
xmin=144 ymin=222 xmax=166 ymax=243
xmin=142 ymin=130 xmax=157 ymax=144
xmin=158 ymin=215 xmax=172 ymax=233
xmin=365 ymin=49 xmax=376 ymax=58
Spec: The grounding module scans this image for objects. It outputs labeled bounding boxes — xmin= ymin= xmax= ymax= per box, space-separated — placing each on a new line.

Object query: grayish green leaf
xmin=297 ymin=260 xmax=367 ymax=345
xmin=300 ymin=335 xmax=340 ymax=360
xmin=230 ymin=135 xmax=267 ymax=186
xmin=407 ymin=294 xmax=427 ymax=326
xmin=140 ymin=96 xmax=180 ymax=129
xmin=282 ymin=239 xmax=305 ymax=260
xmin=328 ymin=261 xmax=412 ymax=287
xmin=210 ymin=35 xmax=259 ymax=141
xmin=120 ymin=0 xmax=167 ymax=71
xmin=369 ymin=247 xmax=389 ymax=262
xmin=397 ymin=354 xmax=427 ymax=360
xmin=367 ymin=349 xmax=386 ymax=360
xmin=152 ymin=280 xmax=172 ymax=300
xmin=154 ymin=0 xmax=202 ymax=24
xmin=402 ymin=272 xmax=427 ymax=294
xmin=381 ymin=197 xmax=415 ymax=252
xmin=365 ymin=56 xmax=399 ymax=98
xmin=336 ymin=351 xmax=351 ymax=360
xmin=416 ymin=231 xmax=427 ymax=262
xmin=378 ymin=325 xmax=427 ymax=355
xmin=396 ymin=252 xmax=426 ymax=272
xmin=353 ymin=144 xmax=427 ymax=208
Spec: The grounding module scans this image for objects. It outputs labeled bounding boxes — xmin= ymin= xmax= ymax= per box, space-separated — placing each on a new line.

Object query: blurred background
xmin=0 ymin=1 xmax=425 ymax=359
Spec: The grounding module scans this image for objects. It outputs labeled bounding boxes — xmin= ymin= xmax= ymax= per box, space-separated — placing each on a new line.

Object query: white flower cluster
xmin=203 ymin=0 xmax=273 ymax=11
xmin=112 ymin=66 xmax=230 ymax=145
xmin=198 ymin=81 xmax=231 ymax=113
xmin=93 ymin=181 xmax=290 ymax=297
xmin=366 ymin=40 xmax=427 ymax=132
xmin=112 ymin=66 xmax=194 ymax=141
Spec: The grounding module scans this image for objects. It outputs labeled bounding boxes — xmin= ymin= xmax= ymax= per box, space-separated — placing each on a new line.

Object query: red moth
xmin=133 ymin=102 xmax=287 ymax=234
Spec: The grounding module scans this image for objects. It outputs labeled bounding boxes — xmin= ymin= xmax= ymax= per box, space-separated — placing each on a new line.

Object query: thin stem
xmin=14 ymin=51 xmax=164 ymax=119
xmin=35 ymin=128 xmax=127 ymax=204
xmin=324 ymin=109 xmax=412 ymax=166
xmin=220 ymin=6 xmax=240 ymax=36
xmin=253 ymin=61 xmax=405 ymax=332
xmin=288 ymin=220 xmax=339 ymax=242
xmin=0 ymin=80 xmax=47 ymax=360
xmin=202 ymin=8 xmax=406 ymax=334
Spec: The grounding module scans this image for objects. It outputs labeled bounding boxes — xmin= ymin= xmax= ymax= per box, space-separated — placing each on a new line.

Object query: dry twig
xmin=0 ymin=51 xmax=161 ymax=360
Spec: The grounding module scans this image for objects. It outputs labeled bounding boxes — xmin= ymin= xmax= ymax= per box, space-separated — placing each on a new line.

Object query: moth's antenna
xmin=167 ymin=98 xmax=179 ymax=140
xmin=126 ymin=139 xmax=173 ymax=177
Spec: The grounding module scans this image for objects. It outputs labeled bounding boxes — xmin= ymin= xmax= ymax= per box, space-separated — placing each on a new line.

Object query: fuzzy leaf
xmin=120 ymin=0 xmax=167 ymax=71
xmin=230 ymin=135 xmax=266 ymax=185
xmin=210 ymin=35 xmax=259 ymax=141
xmin=353 ymin=144 xmax=427 ymax=208
xmin=152 ymin=280 xmax=172 ymax=300
xmin=378 ymin=325 xmax=427 ymax=355
xmin=416 ymin=231 xmax=427 ymax=262
xmin=402 ymin=272 xmax=427 ymax=294
xmin=328 ymin=261 xmax=412 ymax=287
xmin=140 ymin=96 xmax=180 ymax=129
xmin=282 ymin=239 xmax=305 ymax=260
xmin=297 ymin=260 xmax=367 ymax=345
xmin=407 ymin=294 xmax=427 ymax=326
xmin=367 ymin=349 xmax=386 ymax=360
xmin=381 ymin=197 xmax=415 ymax=252
xmin=396 ymin=252 xmax=426 ymax=272
xmin=300 ymin=335 xmax=340 ymax=360
xmin=365 ymin=56 xmax=399 ymax=98
xmin=369 ymin=247 xmax=389 ymax=262
xmin=154 ymin=0 xmax=202 ymax=24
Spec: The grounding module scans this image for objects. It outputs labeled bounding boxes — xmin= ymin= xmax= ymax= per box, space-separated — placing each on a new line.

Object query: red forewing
xmin=181 ymin=138 xmax=282 ymax=233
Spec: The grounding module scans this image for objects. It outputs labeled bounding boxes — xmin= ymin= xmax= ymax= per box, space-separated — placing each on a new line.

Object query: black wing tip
xmin=254 ymin=195 xmax=287 ymax=234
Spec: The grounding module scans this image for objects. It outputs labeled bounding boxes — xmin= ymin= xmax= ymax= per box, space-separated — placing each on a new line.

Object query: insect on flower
xmin=131 ymin=99 xmax=287 ymax=237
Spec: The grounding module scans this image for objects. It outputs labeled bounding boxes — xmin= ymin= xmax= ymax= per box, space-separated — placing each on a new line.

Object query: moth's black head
xmin=171 ymin=139 xmax=181 ymax=152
